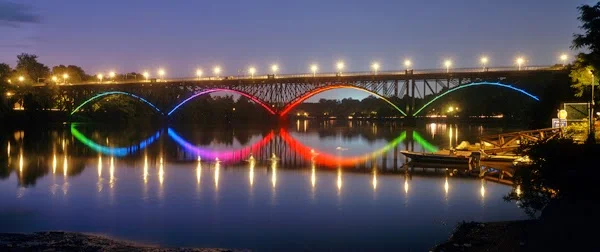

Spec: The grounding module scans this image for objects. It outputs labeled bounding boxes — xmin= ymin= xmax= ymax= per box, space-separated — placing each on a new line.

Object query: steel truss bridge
xmin=36 ymin=66 xmax=567 ymax=118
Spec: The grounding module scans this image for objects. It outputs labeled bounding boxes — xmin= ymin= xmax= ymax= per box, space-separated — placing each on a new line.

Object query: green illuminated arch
xmin=70 ymin=91 xmax=162 ymax=115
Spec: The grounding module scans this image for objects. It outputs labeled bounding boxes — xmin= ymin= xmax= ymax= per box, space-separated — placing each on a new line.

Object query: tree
xmin=572 ymin=2 xmax=600 ymax=69
xmin=15 ymin=53 xmax=50 ymax=83
xmin=0 ymin=63 xmax=11 ymax=84
xmin=571 ymin=2 xmax=600 ymax=78
xmin=569 ymin=54 xmax=596 ymax=97
xmin=51 ymin=65 xmax=89 ymax=83
xmin=505 ymin=139 xmax=600 ymax=217
xmin=0 ymin=63 xmax=11 ymax=113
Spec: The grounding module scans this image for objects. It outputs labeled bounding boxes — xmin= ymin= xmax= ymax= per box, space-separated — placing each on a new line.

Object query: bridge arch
xmin=413 ymin=82 xmax=540 ymax=116
xmin=167 ymin=88 xmax=275 ymax=116
xmin=70 ymin=91 xmax=162 ymax=115
xmin=279 ymin=85 xmax=407 ymax=117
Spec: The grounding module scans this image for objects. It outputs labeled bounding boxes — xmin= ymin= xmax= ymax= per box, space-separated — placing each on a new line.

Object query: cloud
xmin=0 ymin=1 xmax=40 ymax=26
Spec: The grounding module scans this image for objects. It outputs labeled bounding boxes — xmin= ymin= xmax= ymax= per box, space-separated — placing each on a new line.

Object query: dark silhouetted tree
xmin=51 ymin=65 xmax=90 ymax=83
xmin=15 ymin=53 xmax=50 ymax=83
xmin=572 ymin=2 xmax=600 ymax=72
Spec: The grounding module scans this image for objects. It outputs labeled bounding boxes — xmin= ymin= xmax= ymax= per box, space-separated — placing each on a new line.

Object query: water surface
xmin=0 ymin=121 xmax=527 ymax=251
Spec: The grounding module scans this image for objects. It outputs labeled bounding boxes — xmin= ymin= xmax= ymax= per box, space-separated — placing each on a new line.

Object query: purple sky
xmin=0 ymin=0 xmax=591 ymax=100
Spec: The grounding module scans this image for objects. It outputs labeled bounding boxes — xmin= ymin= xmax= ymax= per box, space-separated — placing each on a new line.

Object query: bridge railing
xmin=50 ymin=65 xmax=559 ymax=86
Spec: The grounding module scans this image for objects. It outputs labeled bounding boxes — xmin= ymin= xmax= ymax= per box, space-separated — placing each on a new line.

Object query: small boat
xmin=400 ymin=150 xmax=473 ymax=164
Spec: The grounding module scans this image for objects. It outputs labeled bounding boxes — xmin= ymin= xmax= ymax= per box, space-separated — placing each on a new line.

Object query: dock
xmin=478 ymin=128 xmax=563 ymax=155
xmin=400 ymin=128 xmax=561 ymax=185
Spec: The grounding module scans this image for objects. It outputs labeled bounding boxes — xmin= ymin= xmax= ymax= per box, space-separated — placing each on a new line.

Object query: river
xmin=0 ymin=120 xmax=528 ymax=251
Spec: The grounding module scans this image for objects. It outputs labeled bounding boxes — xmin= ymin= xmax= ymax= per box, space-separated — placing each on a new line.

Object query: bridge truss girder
xmin=44 ymin=69 xmax=566 ymax=116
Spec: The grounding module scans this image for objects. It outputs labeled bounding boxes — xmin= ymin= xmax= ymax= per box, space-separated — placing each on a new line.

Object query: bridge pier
xmin=402 ymin=116 xmax=417 ymax=126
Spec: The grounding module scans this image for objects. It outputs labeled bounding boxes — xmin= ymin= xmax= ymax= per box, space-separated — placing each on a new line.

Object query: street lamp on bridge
xmin=97 ymin=74 xmax=103 ymax=83
xmin=196 ymin=69 xmax=203 ymax=80
xmin=213 ymin=66 xmax=221 ymax=79
xmin=142 ymin=71 xmax=150 ymax=80
xmin=590 ymin=69 xmax=596 ymax=137
xmin=158 ymin=68 xmax=166 ymax=81
xmin=336 ymin=61 xmax=345 ymax=75
xmin=248 ymin=67 xmax=256 ymax=78
xmin=109 ymin=71 xmax=116 ymax=81
xmin=404 ymin=59 xmax=412 ymax=70
xmin=560 ymin=54 xmax=568 ymax=66
xmin=371 ymin=62 xmax=380 ymax=75
xmin=444 ymin=60 xmax=452 ymax=73
xmin=480 ymin=56 xmax=488 ymax=71
xmin=516 ymin=57 xmax=525 ymax=71
xmin=310 ymin=64 xmax=318 ymax=77
xmin=271 ymin=64 xmax=279 ymax=76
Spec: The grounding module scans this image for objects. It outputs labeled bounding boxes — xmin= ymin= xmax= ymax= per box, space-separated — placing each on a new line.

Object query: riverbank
xmin=0 ymin=232 xmax=246 ymax=251
xmin=431 ymin=220 xmax=539 ymax=251
xmin=431 ymin=218 xmax=597 ymax=251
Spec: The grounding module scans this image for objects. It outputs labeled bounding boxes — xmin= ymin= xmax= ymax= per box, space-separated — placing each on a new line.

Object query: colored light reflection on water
xmin=0 ymin=122 xmax=528 ymax=251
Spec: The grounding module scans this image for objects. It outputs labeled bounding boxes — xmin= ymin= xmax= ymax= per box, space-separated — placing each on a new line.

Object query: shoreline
xmin=0 ymin=231 xmax=247 ymax=251
xmin=431 ymin=220 xmax=539 ymax=251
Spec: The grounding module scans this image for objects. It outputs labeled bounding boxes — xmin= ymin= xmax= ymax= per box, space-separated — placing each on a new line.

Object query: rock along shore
xmin=0 ymin=231 xmax=249 ymax=252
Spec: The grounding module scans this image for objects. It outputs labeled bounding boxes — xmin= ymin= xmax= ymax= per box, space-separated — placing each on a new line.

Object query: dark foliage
xmin=505 ymin=139 xmax=600 ymax=217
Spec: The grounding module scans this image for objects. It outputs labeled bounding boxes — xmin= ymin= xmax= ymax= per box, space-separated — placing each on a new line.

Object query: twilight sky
xmin=0 ymin=0 xmax=593 ymax=100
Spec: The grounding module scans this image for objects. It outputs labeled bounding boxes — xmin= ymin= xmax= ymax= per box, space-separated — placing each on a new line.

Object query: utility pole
xmin=591 ymin=72 xmax=596 ymax=136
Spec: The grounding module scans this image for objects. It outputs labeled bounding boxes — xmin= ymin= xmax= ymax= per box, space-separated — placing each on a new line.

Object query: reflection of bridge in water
xmin=70 ymin=125 xmax=442 ymax=170
xmin=4 ymin=125 xmax=511 ymax=194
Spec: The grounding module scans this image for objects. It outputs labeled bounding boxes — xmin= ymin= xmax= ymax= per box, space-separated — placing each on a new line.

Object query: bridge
xmin=28 ymin=65 xmax=567 ymax=118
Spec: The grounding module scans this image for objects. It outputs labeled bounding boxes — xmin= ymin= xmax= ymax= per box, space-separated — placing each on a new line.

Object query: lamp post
xmin=248 ymin=67 xmax=256 ymax=79
xmin=62 ymin=73 xmax=69 ymax=84
xmin=371 ymin=62 xmax=380 ymax=75
xmin=404 ymin=59 xmax=412 ymax=70
xmin=213 ymin=66 xmax=221 ymax=79
xmin=444 ymin=60 xmax=452 ymax=73
xmin=591 ymin=70 xmax=596 ymax=135
xmin=97 ymin=74 xmax=103 ymax=83
xmin=157 ymin=68 xmax=165 ymax=81
xmin=560 ymin=54 xmax=568 ymax=66
xmin=480 ymin=56 xmax=488 ymax=71
xmin=336 ymin=61 xmax=344 ymax=75
xmin=196 ymin=69 xmax=203 ymax=80
xmin=271 ymin=64 xmax=279 ymax=77
xmin=310 ymin=64 xmax=318 ymax=77
xmin=516 ymin=57 xmax=525 ymax=71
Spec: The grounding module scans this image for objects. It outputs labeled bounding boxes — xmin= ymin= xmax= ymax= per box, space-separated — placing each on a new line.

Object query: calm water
xmin=0 ymin=121 xmax=527 ymax=251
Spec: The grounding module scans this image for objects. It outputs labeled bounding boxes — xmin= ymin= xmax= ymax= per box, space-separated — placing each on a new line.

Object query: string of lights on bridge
xmin=9 ymin=54 xmax=570 ymax=85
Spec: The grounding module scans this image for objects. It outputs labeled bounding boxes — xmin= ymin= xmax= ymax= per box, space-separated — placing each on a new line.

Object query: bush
xmin=505 ymin=138 xmax=600 ymax=217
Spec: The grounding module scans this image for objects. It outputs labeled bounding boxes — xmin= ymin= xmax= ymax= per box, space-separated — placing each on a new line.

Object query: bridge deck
xmin=37 ymin=65 xmax=560 ymax=87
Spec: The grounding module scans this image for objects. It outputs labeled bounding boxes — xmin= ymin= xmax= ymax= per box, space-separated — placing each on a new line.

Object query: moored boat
xmin=400 ymin=150 xmax=473 ymax=164
xmin=401 ymin=149 xmax=521 ymax=166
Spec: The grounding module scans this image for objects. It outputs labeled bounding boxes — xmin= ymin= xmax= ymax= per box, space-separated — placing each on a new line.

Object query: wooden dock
xmin=479 ymin=128 xmax=563 ymax=155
